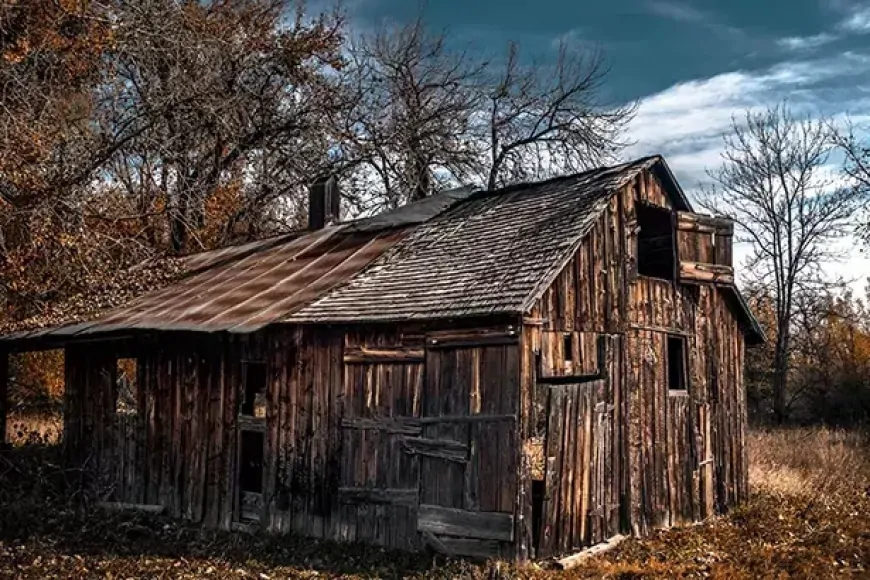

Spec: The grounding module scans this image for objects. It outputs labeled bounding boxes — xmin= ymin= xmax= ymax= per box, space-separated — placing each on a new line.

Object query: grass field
xmin=0 ymin=423 xmax=868 ymax=578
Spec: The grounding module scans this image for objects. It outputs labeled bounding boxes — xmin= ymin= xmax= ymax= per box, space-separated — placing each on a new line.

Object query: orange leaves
xmin=196 ymin=178 xmax=246 ymax=249
xmin=9 ymin=350 xmax=65 ymax=407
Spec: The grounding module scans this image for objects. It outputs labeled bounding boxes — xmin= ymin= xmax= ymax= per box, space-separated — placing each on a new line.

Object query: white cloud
xmin=626 ymin=54 xmax=870 ymax=181
xmin=777 ymin=33 xmax=838 ymax=51
xmin=839 ymin=6 xmax=870 ymax=32
xmin=646 ymin=1 xmax=708 ymax=23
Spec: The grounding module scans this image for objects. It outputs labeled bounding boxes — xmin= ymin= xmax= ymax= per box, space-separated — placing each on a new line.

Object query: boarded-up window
xmin=637 ymin=203 xmax=675 ymax=280
xmin=116 ymin=358 xmax=138 ymax=415
xmin=241 ymin=361 xmax=267 ymax=418
xmin=667 ymin=336 xmax=687 ymax=393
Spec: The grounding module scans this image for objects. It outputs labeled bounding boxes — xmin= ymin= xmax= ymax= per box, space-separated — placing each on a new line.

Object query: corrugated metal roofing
xmin=288 ymin=157 xmax=658 ymax=323
xmin=49 ymin=226 xmax=405 ymax=336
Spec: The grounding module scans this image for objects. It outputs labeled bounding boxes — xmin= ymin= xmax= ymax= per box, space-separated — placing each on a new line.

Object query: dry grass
xmin=4 ymin=412 xmax=63 ymax=447
xmin=749 ymin=427 xmax=870 ymax=498
xmin=0 ymin=425 xmax=868 ymax=578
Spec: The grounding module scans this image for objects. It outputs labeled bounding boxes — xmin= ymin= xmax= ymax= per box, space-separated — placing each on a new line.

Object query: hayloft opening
xmin=115 ymin=358 xmax=138 ymax=415
xmin=241 ymin=361 xmax=267 ymax=418
xmin=667 ymin=336 xmax=687 ymax=393
xmin=637 ymin=203 xmax=675 ymax=280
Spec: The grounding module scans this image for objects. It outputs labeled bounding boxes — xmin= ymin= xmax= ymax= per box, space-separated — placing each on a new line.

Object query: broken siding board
xmin=417 ymin=504 xmax=514 ymax=541
xmin=679 ymin=262 xmax=735 ymax=285
xmin=343 ymin=346 xmax=424 ymax=364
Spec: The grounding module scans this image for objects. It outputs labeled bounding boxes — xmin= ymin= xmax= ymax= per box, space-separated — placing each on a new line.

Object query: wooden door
xmin=336 ymin=345 xmax=424 ymax=551
xmin=538 ymin=379 xmax=615 ymax=559
xmin=415 ymin=339 xmax=518 ymax=560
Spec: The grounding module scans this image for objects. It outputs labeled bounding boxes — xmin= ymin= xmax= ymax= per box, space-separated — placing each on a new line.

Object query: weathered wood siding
xmin=63 ymin=319 xmax=522 ymax=558
xmin=520 ymin=168 xmax=749 ymax=559
xmin=65 ymin=334 xmax=254 ymax=526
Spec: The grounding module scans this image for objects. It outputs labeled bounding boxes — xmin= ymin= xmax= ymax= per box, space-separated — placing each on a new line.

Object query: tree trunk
xmin=169 ymin=190 xmax=188 ymax=254
xmin=771 ymin=327 xmax=790 ymax=424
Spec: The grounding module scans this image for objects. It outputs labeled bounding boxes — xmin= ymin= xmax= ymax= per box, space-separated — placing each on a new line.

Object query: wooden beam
xmin=556 ymin=534 xmax=627 ymax=570
xmin=417 ymin=504 xmax=514 ymax=541
xmin=337 ymin=487 xmax=418 ymax=506
xmin=343 ymin=345 xmax=424 ymax=364
xmin=341 ymin=416 xmax=422 ymax=435
xmin=676 ymin=212 xmax=733 ymax=235
xmin=427 ymin=335 xmax=519 ymax=349
xmin=536 ymin=374 xmax=602 ymax=386
xmin=94 ymin=501 xmax=165 ymax=514
xmin=426 ymin=327 xmax=519 ymax=349
xmin=401 ymin=437 xmax=468 ymax=463
xmin=418 ymin=413 xmax=516 ymax=424
xmin=628 ymin=324 xmax=692 ymax=337
xmin=679 ymin=261 xmax=734 ymax=285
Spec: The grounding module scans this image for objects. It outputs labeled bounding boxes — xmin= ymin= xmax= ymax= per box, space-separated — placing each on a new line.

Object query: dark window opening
xmin=531 ymin=479 xmax=546 ymax=556
xmin=241 ymin=361 xmax=267 ymax=418
xmin=563 ymin=334 xmax=573 ymax=363
xmin=239 ymin=430 xmax=264 ymax=493
xmin=637 ymin=203 xmax=675 ymax=279
xmin=667 ymin=336 xmax=687 ymax=392
xmin=116 ymin=358 xmax=138 ymax=415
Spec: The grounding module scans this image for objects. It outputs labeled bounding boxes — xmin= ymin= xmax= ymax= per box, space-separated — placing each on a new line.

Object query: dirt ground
xmin=0 ymin=426 xmax=868 ymax=579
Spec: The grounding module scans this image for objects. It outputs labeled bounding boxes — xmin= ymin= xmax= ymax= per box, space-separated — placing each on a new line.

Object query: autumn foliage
xmin=746 ymin=288 xmax=870 ymax=425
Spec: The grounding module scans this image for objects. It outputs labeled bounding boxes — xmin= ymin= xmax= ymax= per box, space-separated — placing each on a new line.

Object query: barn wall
xmin=64 ymin=333 xmax=258 ymax=527
xmin=519 ymin=168 xmax=749 ymax=559
xmin=63 ymin=317 xmax=523 ymax=559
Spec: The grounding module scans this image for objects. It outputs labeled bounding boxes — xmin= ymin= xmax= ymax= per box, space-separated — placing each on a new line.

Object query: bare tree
xmin=333 ymin=19 xmax=634 ymax=210
xmin=700 ymin=104 xmax=862 ymax=423
xmin=335 ymin=17 xmax=484 ymax=211
xmin=479 ymin=40 xmax=634 ymax=190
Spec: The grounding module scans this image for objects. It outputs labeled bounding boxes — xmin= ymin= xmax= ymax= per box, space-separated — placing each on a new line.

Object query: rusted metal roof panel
xmin=3 ymin=226 xmax=406 ymax=342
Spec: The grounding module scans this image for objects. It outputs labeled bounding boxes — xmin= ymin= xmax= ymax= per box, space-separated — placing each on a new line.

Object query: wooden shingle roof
xmin=288 ymin=157 xmax=659 ymax=323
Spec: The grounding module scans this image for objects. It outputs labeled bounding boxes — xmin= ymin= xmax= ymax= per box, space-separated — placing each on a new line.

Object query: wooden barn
xmin=0 ymin=156 xmax=764 ymax=561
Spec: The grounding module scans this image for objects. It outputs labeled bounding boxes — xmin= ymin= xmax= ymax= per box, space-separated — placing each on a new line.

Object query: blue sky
xmin=334 ymin=0 xmax=870 ymax=290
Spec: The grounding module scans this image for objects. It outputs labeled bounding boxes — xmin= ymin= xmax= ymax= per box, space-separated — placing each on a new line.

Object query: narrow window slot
xmin=667 ymin=336 xmax=687 ymax=393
